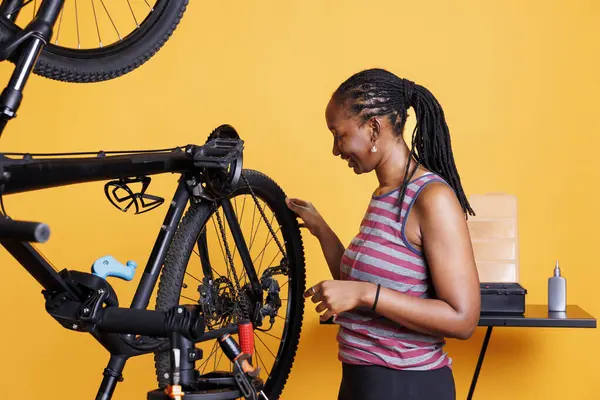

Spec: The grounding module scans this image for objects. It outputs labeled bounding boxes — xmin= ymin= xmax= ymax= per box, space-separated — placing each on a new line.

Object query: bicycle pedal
xmin=92 ymin=255 xmax=137 ymax=281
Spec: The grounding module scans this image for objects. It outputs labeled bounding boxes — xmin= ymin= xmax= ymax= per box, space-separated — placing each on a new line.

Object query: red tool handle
xmin=238 ymin=320 xmax=254 ymax=356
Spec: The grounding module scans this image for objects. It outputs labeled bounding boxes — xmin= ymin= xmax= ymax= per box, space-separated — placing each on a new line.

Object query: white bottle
xmin=548 ymin=260 xmax=566 ymax=312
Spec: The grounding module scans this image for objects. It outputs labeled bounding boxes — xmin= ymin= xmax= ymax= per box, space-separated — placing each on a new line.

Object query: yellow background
xmin=0 ymin=0 xmax=599 ymax=399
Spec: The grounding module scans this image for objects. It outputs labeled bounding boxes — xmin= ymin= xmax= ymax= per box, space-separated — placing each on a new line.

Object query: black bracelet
xmin=372 ymin=283 xmax=381 ymax=312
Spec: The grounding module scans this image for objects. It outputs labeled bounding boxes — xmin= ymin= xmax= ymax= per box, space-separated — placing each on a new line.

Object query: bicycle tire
xmin=153 ymin=169 xmax=306 ymax=400
xmin=4 ymin=0 xmax=188 ymax=83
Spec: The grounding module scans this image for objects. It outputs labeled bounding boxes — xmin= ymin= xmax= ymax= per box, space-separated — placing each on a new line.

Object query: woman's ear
xmin=369 ymin=117 xmax=381 ymax=144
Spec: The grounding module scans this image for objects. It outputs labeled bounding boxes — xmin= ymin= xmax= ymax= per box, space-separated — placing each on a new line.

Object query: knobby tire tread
xmin=31 ymin=0 xmax=188 ymax=83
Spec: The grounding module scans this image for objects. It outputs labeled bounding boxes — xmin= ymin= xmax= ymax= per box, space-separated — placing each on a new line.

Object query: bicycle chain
xmin=214 ymin=209 xmax=249 ymax=320
xmin=241 ymin=172 xmax=288 ymax=265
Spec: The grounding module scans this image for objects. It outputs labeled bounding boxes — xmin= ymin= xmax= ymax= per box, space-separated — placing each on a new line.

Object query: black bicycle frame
xmin=0 ymin=142 xmax=260 ymax=399
xmin=0 ymin=148 xmax=191 ymax=295
xmin=0 ymin=141 xmax=259 ymax=306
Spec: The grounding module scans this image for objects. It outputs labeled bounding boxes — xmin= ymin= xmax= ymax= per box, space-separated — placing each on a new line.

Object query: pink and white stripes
xmin=335 ymin=172 xmax=452 ymax=371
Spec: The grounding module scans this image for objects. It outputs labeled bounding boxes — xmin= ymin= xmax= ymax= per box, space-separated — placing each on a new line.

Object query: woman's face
xmin=325 ymin=98 xmax=379 ymax=174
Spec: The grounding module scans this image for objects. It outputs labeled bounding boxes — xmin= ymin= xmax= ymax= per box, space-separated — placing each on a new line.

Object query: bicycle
xmin=0 ymin=1 xmax=307 ymax=400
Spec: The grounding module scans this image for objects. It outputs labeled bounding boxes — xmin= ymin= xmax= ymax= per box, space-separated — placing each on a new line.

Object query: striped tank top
xmin=335 ymin=172 xmax=451 ymax=371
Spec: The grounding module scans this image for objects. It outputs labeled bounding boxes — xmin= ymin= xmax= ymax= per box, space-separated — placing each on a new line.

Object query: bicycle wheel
xmin=154 ymin=169 xmax=306 ymax=400
xmin=0 ymin=0 xmax=188 ymax=83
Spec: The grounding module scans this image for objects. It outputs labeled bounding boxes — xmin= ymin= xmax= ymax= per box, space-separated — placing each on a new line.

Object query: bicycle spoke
xmin=185 ymin=270 xmax=203 ymax=283
xmin=11 ymin=0 xmax=158 ymax=50
xmin=180 ymin=294 xmax=198 ymax=303
xmin=256 ymin=213 xmax=276 ymax=271
xmin=251 ymin=223 xmax=280 ymax=265
xmin=99 ymin=0 xmax=121 ymax=40
xmin=220 ymin=307 xmax=234 ymax=319
xmin=248 ymin=206 xmax=260 ymax=251
xmin=126 ymin=0 xmax=139 ymax=27
xmin=238 ymin=196 xmax=247 ymax=232
xmin=192 ymin=247 xmax=224 ymax=279
xmin=254 ymin=332 xmax=277 ymax=360
xmin=253 ymin=342 xmax=261 ymax=373
xmin=256 ymin=330 xmax=282 ymax=341
xmin=259 ymin=242 xmax=282 ymax=278
xmin=91 ymin=0 xmax=102 ymax=47
xmin=214 ymin=345 xmax=220 ymax=371
xmin=74 ymin=0 xmax=80 ymax=49
xmin=54 ymin=4 xmax=64 ymax=45
xmin=243 ymin=223 xmax=281 ymax=283
xmin=254 ymin=345 xmax=271 ymax=376
xmin=198 ymin=341 xmax=220 ymax=374
xmin=242 ymin=223 xmax=281 ymax=283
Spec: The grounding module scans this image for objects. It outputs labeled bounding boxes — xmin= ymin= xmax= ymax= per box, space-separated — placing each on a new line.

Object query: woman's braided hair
xmin=332 ymin=68 xmax=474 ymax=218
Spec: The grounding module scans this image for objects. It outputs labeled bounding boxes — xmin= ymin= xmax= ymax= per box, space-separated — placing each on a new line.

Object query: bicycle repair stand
xmin=148 ymin=321 xmax=268 ymax=400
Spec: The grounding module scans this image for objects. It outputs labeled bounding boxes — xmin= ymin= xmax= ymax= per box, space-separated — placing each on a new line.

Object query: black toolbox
xmin=480 ymin=282 xmax=527 ymax=315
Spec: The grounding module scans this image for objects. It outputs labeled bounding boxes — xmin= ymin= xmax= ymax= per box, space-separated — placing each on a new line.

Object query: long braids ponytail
xmin=332 ymin=68 xmax=475 ymax=218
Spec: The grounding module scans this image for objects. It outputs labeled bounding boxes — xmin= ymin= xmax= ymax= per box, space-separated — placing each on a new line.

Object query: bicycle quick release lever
xmin=91 ymin=255 xmax=137 ymax=281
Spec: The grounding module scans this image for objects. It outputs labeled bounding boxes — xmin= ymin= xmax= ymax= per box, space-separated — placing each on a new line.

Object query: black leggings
xmin=337 ymin=363 xmax=456 ymax=400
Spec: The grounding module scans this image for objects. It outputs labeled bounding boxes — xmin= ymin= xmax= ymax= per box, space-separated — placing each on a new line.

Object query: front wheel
xmin=0 ymin=0 xmax=189 ymax=83
xmin=154 ymin=169 xmax=306 ymax=400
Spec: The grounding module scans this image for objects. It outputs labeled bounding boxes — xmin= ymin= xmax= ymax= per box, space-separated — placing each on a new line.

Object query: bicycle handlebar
xmin=0 ymin=216 xmax=50 ymax=242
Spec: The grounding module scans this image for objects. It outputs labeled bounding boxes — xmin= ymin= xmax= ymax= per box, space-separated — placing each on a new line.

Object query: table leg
xmin=466 ymin=326 xmax=493 ymax=400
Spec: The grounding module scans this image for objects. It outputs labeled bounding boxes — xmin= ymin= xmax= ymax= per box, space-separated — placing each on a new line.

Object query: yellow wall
xmin=0 ymin=0 xmax=599 ymax=399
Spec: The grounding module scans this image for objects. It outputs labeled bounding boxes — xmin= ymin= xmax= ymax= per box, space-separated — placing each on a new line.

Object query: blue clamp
xmin=92 ymin=255 xmax=137 ymax=281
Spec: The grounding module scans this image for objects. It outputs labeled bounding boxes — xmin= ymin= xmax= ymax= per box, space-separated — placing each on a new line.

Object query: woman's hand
xmin=286 ymin=197 xmax=346 ymax=280
xmin=285 ymin=197 xmax=326 ymax=237
xmin=304 ymin=280 xmax=374 ymax=321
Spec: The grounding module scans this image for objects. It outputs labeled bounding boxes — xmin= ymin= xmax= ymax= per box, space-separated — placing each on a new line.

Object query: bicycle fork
xmin=0 ymin=0 xmax=65 ymax=136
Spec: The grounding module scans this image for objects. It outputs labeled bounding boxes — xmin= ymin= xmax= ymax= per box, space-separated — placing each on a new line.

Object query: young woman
xmin=285 ymin=68 xmax=481 ymax=400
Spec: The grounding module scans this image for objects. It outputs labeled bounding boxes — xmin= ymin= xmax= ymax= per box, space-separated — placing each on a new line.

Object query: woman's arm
xmin=314 ymin=222 xmax=345 ymax=280
xmin=362 ymin=182 xmax=481 ymax=339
